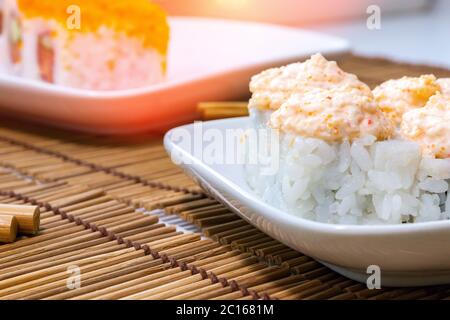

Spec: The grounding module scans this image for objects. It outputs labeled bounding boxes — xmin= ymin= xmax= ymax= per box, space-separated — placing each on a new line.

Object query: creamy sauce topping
xmin=373 ymin=75 xmax=440 ymax=126
xmin=249 ymin=53 xmax=368 ymax=110
xmin=437 ymin=78 xmax=450 ymax=96
xmin=269 ymin=84 xmax=393 ymax=142
xmin=401 ymin=93 xmax=450 ymax=158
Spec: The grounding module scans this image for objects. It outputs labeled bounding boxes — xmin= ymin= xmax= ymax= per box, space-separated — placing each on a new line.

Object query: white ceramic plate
xmin=164 ymin=117 xmax=450 ymax=287
xmin=0 ymin=17 xmax=348 ymax=134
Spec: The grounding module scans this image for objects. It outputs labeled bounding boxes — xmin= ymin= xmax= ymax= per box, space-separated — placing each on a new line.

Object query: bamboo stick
xmin=165 ymin=267 xmax=286 ymax=300
xmin=197 ymin=102 xmax=248 ymax=120
xmin=44 ymin=259 xmax=169 ymax=300
xmin=0 ymin=204 xmax=40 ymax=234
xmin=0 ymin=215 xmax=18 ymax=243
xmin=0 ymin=225 xmax=86 ymax=254
xmin=95 ymin=268 xmax=191 ymax=300
xmin=0 ymin=242 xmax=126 ymax=281
xmin=75 ymin=252 xmax=238 ymax=300
xmin=0 ymin=248 xmax=143 ymax=298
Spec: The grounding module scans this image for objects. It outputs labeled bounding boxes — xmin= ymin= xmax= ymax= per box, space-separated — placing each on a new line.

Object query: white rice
xmin=244 ymin=113 xmax=450 ymax=225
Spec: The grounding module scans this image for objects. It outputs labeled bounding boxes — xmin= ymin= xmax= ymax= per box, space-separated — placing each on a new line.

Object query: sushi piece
xmin=373 ymin=75 xmax=440 ymax=127
xmin=1 ymin=0 xmax=169 ymax=90
xmin=244 ymin=55 xmax=450 ymax=225
xmin=248 ymin=53 xmax=369 ymax=129
xmin=245 ymin=54 xmax=377 ymax=191
xmin=402 ymin=92 xmax=450 ymax=159
xmin=245 ymin=54 xmax=391 ymax=197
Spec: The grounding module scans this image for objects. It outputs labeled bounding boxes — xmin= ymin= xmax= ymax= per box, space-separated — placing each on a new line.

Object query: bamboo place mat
xmin=1 ymin=54 xmax=450 ymax=300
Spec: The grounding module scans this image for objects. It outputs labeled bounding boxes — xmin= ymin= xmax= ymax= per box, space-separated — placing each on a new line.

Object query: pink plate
xmin=0 ymin=17 xmax=349 ymax=134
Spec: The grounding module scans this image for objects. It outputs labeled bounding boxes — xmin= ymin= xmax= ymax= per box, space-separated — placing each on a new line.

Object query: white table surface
xmin=313 ymin=0 xmax=450 ymax=68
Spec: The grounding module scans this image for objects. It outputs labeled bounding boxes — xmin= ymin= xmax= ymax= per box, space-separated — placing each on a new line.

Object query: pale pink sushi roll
xmin=2 ymin=0 xmax=22 ymax=75
xmin=2 ymin=0 xmax=169 ymax=90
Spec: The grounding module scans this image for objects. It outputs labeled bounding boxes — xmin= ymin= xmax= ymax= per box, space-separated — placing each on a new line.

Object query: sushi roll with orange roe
xmin=1 ymin=0 xmax=169 ymax=90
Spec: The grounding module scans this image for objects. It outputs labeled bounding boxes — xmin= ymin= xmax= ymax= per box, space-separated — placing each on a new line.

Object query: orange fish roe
xmin=17 ymin=0 xmax=169 ymax=54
